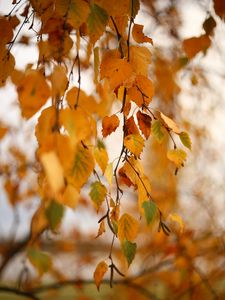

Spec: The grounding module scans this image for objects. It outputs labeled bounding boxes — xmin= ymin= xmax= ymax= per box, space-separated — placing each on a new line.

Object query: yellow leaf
xmin=127 ymin=75 xmax=154 ymax=107
xmin=59 ymin=108 xmax=93 ymax=145
xmin=40 ymin=151 xmax=65 ymax=194
xmin=132 ymin=23 xmax=153 ymax=44
xmin=66 ymin=86 xmax=98 ymax=114
xmin=137 ymin=175 xmax=151 ymax=214
xmin=67 ymin=143 xmax=95 ymax=189
xmin=129 ymin=45 xmax=151 ymax=76
xmin=17 ymin=70 xmax=50 ymax=119
xmin=96 ymin=220 xmax=106 ymax=238
xmin=168 ymin=213 xmax=184 ymax=233
xmin=0 ymin=18 xmax=13 ymax=46
xmin=124 ymin=134 xmax=144 ymax=157
xmin=102 ymin=114 xmax=120 ymax=137
xmin=49 ymin=65 xmax=68 ymax=97
xmin=87 ymin=4 xmax=108 ymax=44
xmin=160 ymin=112 xmax=180 ymax=134
xmin=105 ymin=162 xmax=113 ymax=188
xmin=35 ymin=106 xmax=56 ymax=146
xmin=55 ymin=0 xmax=90 ymax=29
xmin=94 ymin=146 xmax=109 ymax=174
xmin=93 ymin=261 xmax=108 ymax=290
xmin=30 ymin=202 xmax=48 ymax=242
xmin=60 ymin=184 xmax=79 ymax=208
xmin=167 ymin=149 xmax=187 ymax=167
xmin=100 ymin=57 xmax=133 ymax=90
xmin=118 ymin=213 xmax=139 ymax=242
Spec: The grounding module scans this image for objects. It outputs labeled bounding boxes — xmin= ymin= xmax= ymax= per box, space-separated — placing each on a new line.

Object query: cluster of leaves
xmin=0 ymin=0 xmax=225 ymax=299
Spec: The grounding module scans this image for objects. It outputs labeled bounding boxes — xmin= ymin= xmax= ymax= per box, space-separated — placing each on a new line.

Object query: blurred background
xmin=0 ymin=0 xmax=225 ymax=299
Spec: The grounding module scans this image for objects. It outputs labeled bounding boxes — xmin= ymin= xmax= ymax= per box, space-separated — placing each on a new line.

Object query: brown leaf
xmin=136 ymin=111 xmax=151 ymax=139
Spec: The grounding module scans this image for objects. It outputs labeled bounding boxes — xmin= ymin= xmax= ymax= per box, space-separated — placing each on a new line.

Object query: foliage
xmin=0 ymin=0 xmax=225 ymax=299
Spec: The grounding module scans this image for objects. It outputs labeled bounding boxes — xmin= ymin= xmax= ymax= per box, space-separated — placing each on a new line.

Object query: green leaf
xmin=27 ymin=248 xmax=52 ymax=276
xmin=88 ymin=4 xmax=108 ymax=44
xmin=89 ymin=181 xmax=107 ymax=211
xmin=152 ymin=120 xmax=164 ymax=143
xmin=179 ymin=131 xmax=192 ymax=150
xmin=121 ymin=240 xmax=137 ymax=267
xmin=142 ymin=201 xmax=157 ymax=225
xmin=45 ymin=200 xmax=64 ymax=231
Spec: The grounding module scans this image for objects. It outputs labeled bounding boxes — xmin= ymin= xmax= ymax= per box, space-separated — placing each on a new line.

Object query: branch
xmin=0 ymin=287 xmax=40 ymax=300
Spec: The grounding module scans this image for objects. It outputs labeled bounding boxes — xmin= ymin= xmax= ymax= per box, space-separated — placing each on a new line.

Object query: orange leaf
xmin=93 ymin=261 xmax=108 ymax=290
xmin=118 ymin=213 xmax=139 ymax=242
xmin=136 ymin=111 xmax=152 ymax=139
xmin=0 ymin=49 xmax=15 ymax=87
xmin=132 ymin=23 xmax=153 ymax=44
xmin=127 ymin=75 xmax=154 ymax=107
xmin=183 ymin=35 xmax=211 ymax=59
xmin=100 ymin=57 xmax=133 ymax=90
xmin=17 ymin=70 xmax=50 ymax=119
xmin=102 ymin=114 xmax=120 ymax=137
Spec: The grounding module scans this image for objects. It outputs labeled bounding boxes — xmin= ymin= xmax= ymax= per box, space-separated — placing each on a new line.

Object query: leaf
xmin=94 ymin=142 xmax=109 ymax=173
xmin=102 ymin=114 xmax=120 ymax=137
xmin=96 ymin=220 xmax=106 ymax=238
xmin=213 ymin=0 xmax=225 ymax=19
xmin=68 ymin=143 xmax=95 ymax=189
xmin=121 ymin=240 xmax=137 ymax=267
xmin=132 ymin=23 xmax=153 ymax=44
xmin=60 ymin=184 xmax=79 ymax=208
xmin=0 ymin=49 xmax=15 ymax=87
xmin=129 ymin=45 xmax=151 ymax=76
xmin=55 ymin=0 xmax=90 ymax=29
xmin=183 ymin=35 xmax=211 ymax=59
xmin=94 ymin=47 xmax=100 ymax=83
xmin=59 ymin=108 xmax=93 ymax=144
xmin=30 ymin=202 xmax=48 ymax=241
xmin=49 ymin=65 xmax=68 ymax=97
xmin=160 ymin=112 xmax=180 ymax=134
xmin=179 ymin=131 xmax=192 ymax=150
xmin=105 ymin=162 xmax=113 ymax=188
xmin=0 ymin=18 xmax=13 ymax=46
xmin=89 ymin=181 xmax=107 ymax=211
xmin=124 ymin=134 xmax=144 ymax=157
xmin=151 ymin=120 xmax=165 ymax=143
xmin=167 ymin=149 xmax=187 ymax=167
xmin=118 ymin=213 xmax=139 ymax=242
xmin=35 ymin=106 xmax=56 ymax=146
xmin=27 ymin=248 xmax=52 ymax=276
xmin=142 ymin=201 xmax=157 ymax=225
xmin=137 ymin=175 xmax=151 ymax=214
xmin=168 ymin=213 xmax=184 ymax=233
xmin=40 ymin=151 xmax=65 ymax=194
xmin=100 ymin=57 xmax=133 ymax=90
xmin=136 ymin=111 xmax=151 ymax=139
xmin=17 ymin=70 xmax=50 ymax=119
xmin=45 ymin=200 xmax=64 ymax=231
xmin=203 ymin=16 xmax=216 ymax=35
xmin=93 ymin=261 xmax=108 ymax=290
xmin=88 ymin=4 xmax=108 ymax=44
xmin=127 ymin=75 xmax=154 ymax=107
xmin=0 ymin=126 xmax=8 ymax=140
